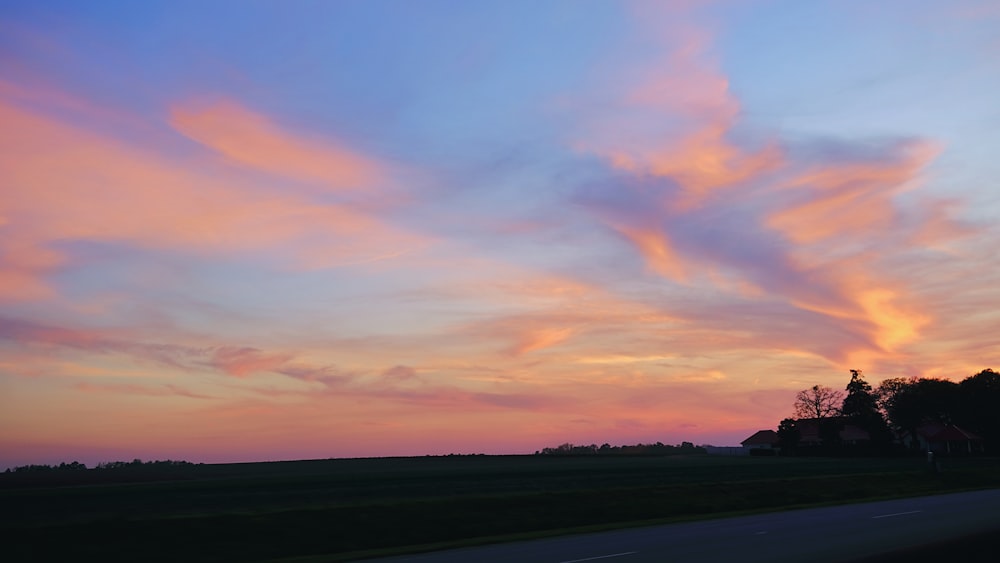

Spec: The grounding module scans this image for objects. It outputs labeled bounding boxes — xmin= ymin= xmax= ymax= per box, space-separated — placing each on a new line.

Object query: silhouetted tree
xmin=794 ymin=385 xmax=843 ymax=419
xmin=875 ymin=377 xmax=911 ymax=421
xmin=842 ymin=369 xmax=893 ymax=448
xmin=878 ymin=377 xmax=960 ymax=449
xmin=842 ymin=370 xmax=877 ymax=417
xmin=958 ymin=368 xmax=1000 ymax=452
xmin=777 ymin=418 xmax=799 ymax=454
xmin=777 ymin=369 xmax=999 ymax=456
xmin=818 ymin=418 xmax=844 ymax=451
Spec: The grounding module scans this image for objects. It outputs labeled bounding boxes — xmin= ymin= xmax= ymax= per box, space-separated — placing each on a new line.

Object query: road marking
xmin=559 ymin=552 xmax=638 ymax=563
xmin=755 ymin=531 xmax=768 ymax=535
xmin=872 ymin=510 xmax=922 ymax=519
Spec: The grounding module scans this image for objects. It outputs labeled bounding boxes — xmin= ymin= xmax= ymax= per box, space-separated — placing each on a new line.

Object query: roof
xmin=741 ymin=430 xmax=779 ymax=446
xmin=792 ymin=418 xmax=871 ymax=443
xmin=838 ymin=424 xmax=871 ymax=442
xmin=925 ymin=425 xmax=982 ymax=442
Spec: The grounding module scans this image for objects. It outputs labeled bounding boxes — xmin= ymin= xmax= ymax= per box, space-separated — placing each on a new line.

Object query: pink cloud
xmin=0 ymin=315 xmax=353 ymax=384
xmin=508 ymin=326 xmax=575 ymax=356
xmin=575 ymin=14 xmax=782 ymax=208
xmin=767 ymin=140 xmax=940 ymax=244
xmin=381 ymin=365 xmax=418 ymax=380
xmin=614 ymin=224 xmax=689 ymax=282
xmin=455 ymin=287 xmax=679 ymax=358
xmin=360 ymin=386 xmax=568 ymax=412
xmin=561 ymin=6 xmax=992 ymax=369
xmin=170 ymin=99 xmax=381 ymax=191
xmin=0 ymin=86 xmax=427 ymax=301
xmin=206 ymin=347 xmax=295 ymax=378
xmin=74 ymin=382 xmax=214 ymax=399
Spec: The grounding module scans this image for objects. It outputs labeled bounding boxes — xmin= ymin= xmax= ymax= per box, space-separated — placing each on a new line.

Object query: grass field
xmin=3 ymin=454 xmax=1000 ymax=562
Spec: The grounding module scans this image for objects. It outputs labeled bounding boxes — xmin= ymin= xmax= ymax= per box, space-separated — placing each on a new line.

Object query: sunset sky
xmin=2 ymin=1 xmax=999 ymax=468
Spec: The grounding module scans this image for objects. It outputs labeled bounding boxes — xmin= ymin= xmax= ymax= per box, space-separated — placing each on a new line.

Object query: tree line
xmin=4 ymin=459 xmax=195 ymax=474
xmin=780 ymin=368 xmax=1000 ymax=454
xmin=535 ymin=441 xmax=706 ymax=456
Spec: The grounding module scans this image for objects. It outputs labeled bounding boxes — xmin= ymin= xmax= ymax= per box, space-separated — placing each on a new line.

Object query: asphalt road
xmin=367 ymin=489 xmax=1000 ymax=563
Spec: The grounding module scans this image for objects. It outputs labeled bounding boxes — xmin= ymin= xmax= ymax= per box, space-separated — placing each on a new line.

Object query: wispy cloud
xmin=0 ymin=86 xmax=426 ymax=302
xmin=766 ymin=139 xmax=940 ymax=244
xmin=170 ymin=99 xmax=382 ymax=192
xmin=206 ymin=347 xmax=295 ymax=378
xmin=566 ymin=6 xmax=982 ymax=369
xmin=74 ymin=382 xmax=214 ymax=399
xmin=0 ymin=316 xmax=347 ymax=384
xmin=381 ymin=365 xmax=418 ymax=380
xmin=574 ymin=10 xmax=782 ymax=209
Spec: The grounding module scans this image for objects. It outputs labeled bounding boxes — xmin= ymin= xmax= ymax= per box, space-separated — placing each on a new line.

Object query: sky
xmin=2 ymin=0 xmax=999 ymax=468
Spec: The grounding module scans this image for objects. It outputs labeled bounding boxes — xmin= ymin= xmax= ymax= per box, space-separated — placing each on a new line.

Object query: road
xmin=367 ymin=489 xmax=1000 ymax=563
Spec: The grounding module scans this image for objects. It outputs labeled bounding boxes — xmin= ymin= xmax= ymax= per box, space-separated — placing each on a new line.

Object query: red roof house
xmin=741 ymin=430 xmax=779 ymax=449
xmin=910 ymin=423 xmax=983 ymax=454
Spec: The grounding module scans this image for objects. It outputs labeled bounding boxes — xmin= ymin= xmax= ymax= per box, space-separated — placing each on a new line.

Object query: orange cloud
xmin=584 ymin=92 xmax=952 ymax=365
xmin=909 ymin=197 xmax=976 ymax=248
xmin=458 ymin=307 xmax=682 ymax=364
xmin=767 ymin=141 xmax=939 ymax=244
xmin=757 ymin=142 xmax=948 ymax=360
xmin=510 ymin=326 xmax=575 ymax=356
xmin=75 ymin=382 xmax=214 ymax=399
xmin=170 ymin=99 xmax=381 ymax=190
xmin=577 ymin=18 xmax=782 ymax=207
xmin=0 ymin=314 xmax=367 ymax=403
xmin=625 ymin=127 xmax=782 ymax=208
xmin=0 ymin=87 xmax=424 ymax=301
xmin=572 ymin=11 xmax=786 ymax=300
xmin=769 ymin=260 xmax=929 ymax=362
xmin=856 ymin=288 xmax=930 ymax=352
xmin=425 ymin=269 xmax=679 ymax=362
xmin=615 ymin=224 xmax=688 ymax=282
xmin=207 ymin=347 xmax=295 ymax=378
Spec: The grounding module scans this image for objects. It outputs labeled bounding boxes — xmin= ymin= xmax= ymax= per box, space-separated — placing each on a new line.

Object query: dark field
xmin=3 ymin=454 xmax=1000 ymax=562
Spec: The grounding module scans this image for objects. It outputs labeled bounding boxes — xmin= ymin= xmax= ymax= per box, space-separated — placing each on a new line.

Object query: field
xmin=3 ymin=454 xmax=1000 ymax=562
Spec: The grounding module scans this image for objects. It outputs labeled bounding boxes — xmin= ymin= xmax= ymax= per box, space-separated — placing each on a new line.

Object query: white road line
xmin=559 ymin=552 xmax=638 ymax=563
xmin=871 ymin=510 xmax=922 ymax=519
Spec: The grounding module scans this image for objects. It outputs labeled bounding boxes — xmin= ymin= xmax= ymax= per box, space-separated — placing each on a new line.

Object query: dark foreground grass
xmin=850 ymin=528 xmax=1000 ymax=563
xmin=3 ymin=455 xmax=999 ymax=562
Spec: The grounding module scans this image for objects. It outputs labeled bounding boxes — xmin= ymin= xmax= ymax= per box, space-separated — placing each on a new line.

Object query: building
xmin=903 ymin=422 xmax=983 ymax=454
xmin=741 ymin=430 xmax=779 ymax=452
xmin=793 ymin=417 xmax=871 ymax=447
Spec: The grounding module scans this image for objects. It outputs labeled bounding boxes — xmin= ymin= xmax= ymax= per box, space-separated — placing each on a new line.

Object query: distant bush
xmin=5 ymin=459 xmax=196 ymax=476
xmin=535 ymin=441 xmax=707 ymax=456
xmin=8 ymin=461 xmax=88 ymax=473
xmin=94 ymin=459 xmax=195 ymax=470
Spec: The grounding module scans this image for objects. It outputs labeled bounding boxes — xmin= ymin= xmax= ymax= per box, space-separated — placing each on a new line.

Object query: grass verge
xmin=3 ymin=455 xmax=999 ymax=562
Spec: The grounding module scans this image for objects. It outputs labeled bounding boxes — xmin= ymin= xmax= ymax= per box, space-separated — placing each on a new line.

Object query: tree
xmin=878 ymin=377 xmax=960 ymax=449
xmin=958 ymin=369 xmax=1000 ymax=452
xmin=777 ymin=418 xmax=799 ymax=454
xmin=842 ymin=369 xmax=878 ymax=418
xmin=794 ymin=385 xmax=844 ymax=419
xmin=841 ymin=369 xmax=892 ymax=448
xmin=875 ymin=377 xmax=911 ymax=421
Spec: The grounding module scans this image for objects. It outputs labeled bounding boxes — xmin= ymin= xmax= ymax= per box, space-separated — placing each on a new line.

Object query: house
xmin=741 ymin=430 xmax=779 ymax=451
xmin=793 ymin=417 xmax=871 ymax=446
xmin=903 ymin=422 xmax=983 ymax=454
